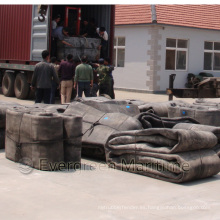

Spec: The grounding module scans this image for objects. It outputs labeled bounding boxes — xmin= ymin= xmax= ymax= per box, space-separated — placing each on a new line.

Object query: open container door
xmin=30 ymin=5 xmax=50 ymax=61
xmin=65 ymin=7 xmax=81 ymax=36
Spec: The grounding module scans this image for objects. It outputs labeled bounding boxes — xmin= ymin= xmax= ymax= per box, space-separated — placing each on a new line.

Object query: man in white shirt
xmin=52 ymin=14 xmax=61 ymax=29
xmin=96 ymin=27 xmax=108 ymax=58
xmin=51 ymin=14 xmax=61 ymax=57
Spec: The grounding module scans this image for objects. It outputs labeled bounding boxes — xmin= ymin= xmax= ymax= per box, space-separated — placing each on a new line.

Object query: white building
xmin=113 ymin=5 xmax=220 ymax=93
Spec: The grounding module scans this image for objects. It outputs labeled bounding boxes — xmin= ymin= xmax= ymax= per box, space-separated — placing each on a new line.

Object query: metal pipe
xmin=168 ymin=74 xmax=176 ymax=101
xmin=151 ymin=5 xmax=157 ymax=23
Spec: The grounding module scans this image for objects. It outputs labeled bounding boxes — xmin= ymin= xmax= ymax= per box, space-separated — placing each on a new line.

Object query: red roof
xmin=115 ymin=5 xmax=152 ymax=25
xmin=115 ymin=4 xmax=220 ymax=30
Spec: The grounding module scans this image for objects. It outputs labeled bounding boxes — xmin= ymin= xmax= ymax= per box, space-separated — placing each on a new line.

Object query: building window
xmin=204 ymin=41 xmax=220 ymax=70
xmin=165 ymin=38 xmax=188 ymax=70
xmin=113 ymin=37 xmax=125 ymax=67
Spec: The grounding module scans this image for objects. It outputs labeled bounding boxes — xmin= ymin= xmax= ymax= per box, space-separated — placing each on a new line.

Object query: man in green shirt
xmin=74 ymin=55 xmax=93 ymax=97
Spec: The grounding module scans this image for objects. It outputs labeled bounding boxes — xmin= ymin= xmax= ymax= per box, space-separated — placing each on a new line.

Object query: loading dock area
xmin=1 ymin=90 xmax=220 ymax=220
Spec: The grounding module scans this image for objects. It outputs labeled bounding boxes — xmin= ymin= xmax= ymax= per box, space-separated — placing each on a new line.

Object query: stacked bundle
xmin=173 ymin=123 xmax=220 ymax=141
xmin=193 ymin=99 xmax=220 ymax=107
xmin=138 ymin=100 xmax=190 ymax=117
xmin=64 ymin=102 xmax=142 ymax=159
xmin=62 ymin=114 xmax=82 ymax=164
xmin=173 ymin=123 xmax=220 ymax=157
xmin=3 ymin=98 xmax=220 ymax=183
xmin=105 ymin=128 xmax=220 ymax=183
xmin=5 ymin=106 xmax=82 ymax=170
xmin=0 ymin=101 xmax=21 ymax=149
xmin=32 ymin=103 xmax=69 ymax=113
xmin=168 ymin=103 xmax=220 ymax=126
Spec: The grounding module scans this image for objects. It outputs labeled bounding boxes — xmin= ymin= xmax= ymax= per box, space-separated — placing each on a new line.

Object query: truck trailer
xmin=0 ymin=5 xmax=115 ymax=99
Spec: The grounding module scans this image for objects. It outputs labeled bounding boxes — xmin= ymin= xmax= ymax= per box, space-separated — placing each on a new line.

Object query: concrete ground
xmin=1 ymin=90 xmax=220 ymax=220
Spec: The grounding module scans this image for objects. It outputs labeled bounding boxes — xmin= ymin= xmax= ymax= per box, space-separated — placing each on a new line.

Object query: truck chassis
xmin=167 ymin=74 xmax=220 ymax=100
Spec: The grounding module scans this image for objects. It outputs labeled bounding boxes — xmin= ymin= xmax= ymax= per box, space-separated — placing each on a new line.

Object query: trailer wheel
xmin=14 ymin=73 xmax=29 ymax=99
xmin=2 ymin=72 xmax=15 ymax=97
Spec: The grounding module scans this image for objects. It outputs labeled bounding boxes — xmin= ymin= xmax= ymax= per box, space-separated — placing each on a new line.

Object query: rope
xmin=6 ymin=111 xmax=83 ymax=152
xmin=6 ymin=133 xmax=83 ymax=146
xmin=82 ymin=112 xmax=121 ymax=136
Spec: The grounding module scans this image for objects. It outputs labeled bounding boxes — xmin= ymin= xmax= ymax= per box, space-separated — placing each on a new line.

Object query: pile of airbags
xmin=5 ymin=106 xmax=82 ymax=170
xmin=105 ymin=128 xmax=220 ymax=183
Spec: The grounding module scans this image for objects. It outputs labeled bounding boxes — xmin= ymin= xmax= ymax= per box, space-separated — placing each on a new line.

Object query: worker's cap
xmin=98 ymin=58 xmax=104 ymax=64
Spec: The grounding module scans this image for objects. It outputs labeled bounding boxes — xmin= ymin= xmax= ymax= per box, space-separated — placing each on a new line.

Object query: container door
xmin=65 ymin=7 xmax=81 ymax=36
xmin=30 ymin=5 xmax=50 ymax=61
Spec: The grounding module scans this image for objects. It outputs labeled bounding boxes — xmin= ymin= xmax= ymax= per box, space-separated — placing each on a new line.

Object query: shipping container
xmin=0 ymin=4 xmax=115 ymax=99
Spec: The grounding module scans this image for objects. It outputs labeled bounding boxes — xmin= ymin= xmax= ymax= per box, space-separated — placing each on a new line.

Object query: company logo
xmin=18 ymin=157 xmax=33 ymax=174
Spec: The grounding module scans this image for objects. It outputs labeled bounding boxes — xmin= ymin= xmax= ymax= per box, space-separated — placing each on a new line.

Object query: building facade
xmin=113 ymin=5 xmax=220 ymax=92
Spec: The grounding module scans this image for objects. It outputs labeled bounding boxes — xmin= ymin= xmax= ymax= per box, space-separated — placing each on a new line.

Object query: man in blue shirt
xmin=51 ymin=24 xmax=74 ymax=57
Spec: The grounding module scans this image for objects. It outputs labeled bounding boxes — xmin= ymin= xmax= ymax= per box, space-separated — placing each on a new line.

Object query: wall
xmin=158 ymin=25 xmax=220 ymax=91
xmin=114 ymin=24 xmax=220 ymax=92
xmin=113 ymin=26 xmax=150 ymax=90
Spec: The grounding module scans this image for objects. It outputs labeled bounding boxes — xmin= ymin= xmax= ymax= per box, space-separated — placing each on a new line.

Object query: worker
xmin=88 ymin=18 xmax=98 ymax=38
xmin=89 ymin=61 xmax=99 ymax=97
xmin=52 ymin=14 xmax=61 ymax=29
xmin=59 ymin=54 xmax=76 ymax=104
xmin=96 ymin=58 xmax=112 ymax=97
xmin=104 ymin=57 xmax=115 ymax=99
xmin=74 ymin=55 xmax=93 ymax=97
xmin=81 ymin=20 xmax=91 ymax=37
xmin=51 ymin=22 xmax=74 ymax=57
xmin=81 ymin=18 xmax=98 ymax=38
xmin=50 ymin=57 xmax=60 ymax=104
xmin=96 ymin=27 xmax=108 ymax=58
xmin=31 ymin=50 xmax=59 ymax=104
